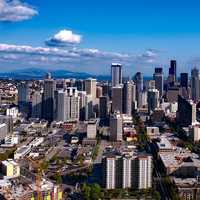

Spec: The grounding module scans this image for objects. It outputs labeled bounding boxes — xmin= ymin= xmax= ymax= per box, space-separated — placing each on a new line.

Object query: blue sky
xmin=0 ymin=0 xmax=200 ymax=75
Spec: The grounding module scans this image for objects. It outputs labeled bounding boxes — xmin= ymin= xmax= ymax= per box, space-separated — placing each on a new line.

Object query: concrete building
xmin=189 ymin=124 xmax=200 ymax=142
xmin=134 ymin=72 xmax=143 ymax=108
xmin=56 ymin=88 xmax=80 ymax=122
xmin=99 ymin=96 xmax=108 ymax=119
xmin=191 ymin=68 xmax=200 ymax=102
xmin=102 ymin=153 xmax=152 ymax=190
xmin=111 ymin=63 xmax=122 ymax=87
xmin=0 ymin=123 xmax=8 ymax=142
xmin=87 ymin=119 xmax=97 ymax=139
xmin=6 ymin=107 xmax=18 ymax=119
xmin=1 ymin=159 xmax=20 ymax=178
xmin=110 ymin=112 xmax=123 ymax=141
xmin=112 ymin=85 xmax=123 ymax=113
xmin=123 ymin=81 xmax=133 ymax=115
xmin=85 ymin=78 xmax=97 ymax=101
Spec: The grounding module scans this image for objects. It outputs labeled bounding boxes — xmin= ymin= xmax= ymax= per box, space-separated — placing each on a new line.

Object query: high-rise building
xmin=102 ymin=154 xmax=152 ymax=190
xmin=168 ymin=60 xmax=177 ymax=86
xmin=112 ymin=85 xmax=123 ymax=113
xmin=99 ymin=96 xmax=108 ymax=119
xmin=111 ymin=63 xmax=122 ymax=87
xmin=191 ymin=68 xmax=200 ymax=102
xmin=42 ymin=73 xmax=56 ymax=122
xmin=153 ymin=67 xmax=163 ymax=98
xmin=78 ymin=91 xmax=87 ymax=121
xmin=177 ymin=95 xmax=196 ymax=127
xmin=134 ymin=72 xmax=143 ymax=108
xmin=123 ymin=81 xmax=133 ymax=115
xmin=110 ymin=112 xmax=123 ymax=141
xmin=85 ymin=78 xmax=97 ymax=100
xmin=87 ymin=119 xmax=97 ymax=139
xmin=74 ymin=80 xmax=85 ymax=91
xmin=56 ymin=87 xmax=80 ymax=122
xmin=147 ymin=89 xmax=159 ymax=114
xmin=180 ymin=73 xmax=188 ymax=88
xmin=31 ymin=91 xmax=42 ymax=119
xmin=18 ymin=82 xmax=30 ymax=117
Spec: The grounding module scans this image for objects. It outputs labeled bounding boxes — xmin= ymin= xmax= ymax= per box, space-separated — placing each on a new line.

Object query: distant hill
xmin=0 ymin=68 xmax=111 ymax=80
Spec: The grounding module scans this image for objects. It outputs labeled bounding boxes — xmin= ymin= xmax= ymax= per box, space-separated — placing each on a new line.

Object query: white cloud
xmin=0 ymin=43 xmax=159 ymax=73
xmin=46 ymin=29 xmax=82 ymax=46
xmin=0 ymin=0 xmax=38 ymax=22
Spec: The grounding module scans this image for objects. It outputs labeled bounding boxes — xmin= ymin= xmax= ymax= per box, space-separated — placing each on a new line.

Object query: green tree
xmin=82 ymin=183 xmax=91 ymax=200
xmin=90 ymin=183 xmax=101 ymax=200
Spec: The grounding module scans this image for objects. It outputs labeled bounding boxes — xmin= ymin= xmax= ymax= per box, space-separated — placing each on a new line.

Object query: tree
xmin=90 ymin=183 xmax=101 ymax=200
xmin=82 ymin=183 xmax=91 ymax=200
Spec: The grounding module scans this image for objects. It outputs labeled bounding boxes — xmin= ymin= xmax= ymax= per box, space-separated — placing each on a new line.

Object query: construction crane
xmin=26 ymin=157 xmax=43 ymax=200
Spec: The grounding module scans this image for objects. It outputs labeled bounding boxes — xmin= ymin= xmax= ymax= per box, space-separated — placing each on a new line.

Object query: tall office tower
xmin=141 ymin=90 xmax=147 ymax=108
xmin=168 ymin=60 xmax=177 ymax=86
xmin=96 ymin=86 xmax=103 ymax=98
xmin=42 ymin=73 xmax=56 ymax=122
xmin=180 ymin=73 xmax=188 ymax=88
xmin=112 ymin=85 xmax=123 ymax=113
xmin=85 ymin=78 xmax=97 ymax=100
xmin=147 ymin=89 xmax=160 ymax=114
xmin=123 ymin=81 xmax=133 ymax=115
xmin=85 ymin=94 xmax=95 ymax=120
xmin=177 ymin=95 xmax=196 ymax=127
xmin=74 ymin=79 xmax=85 ymax=91
xmin=102 ymin=82 xmax=110 ymax=97
xmin=191 ymin=68 xmax=200 ymax=102
xmin=110 ymin=112 xmax=123 ymax=141
xmin=99 ymin=96 xmax=108 ymax=119
xmin=78 ymin=91 xmax=87 ymax=121
xmin=18 ymin=82 xmax=30 ymax=116
xmin=134 ymin=72 xmax=143 ymax=108
xmin=56 ymin=87 xmax=80 ymax=122
xmin=137 ymin=155 xmax=152 ymax=189
xmin=153 ymin=67 xmax=163 ymax=98
xmin=31 ymin=91 xmax=42 ymax=119
xmin=111 ymin=63 xmax=122 ymax=87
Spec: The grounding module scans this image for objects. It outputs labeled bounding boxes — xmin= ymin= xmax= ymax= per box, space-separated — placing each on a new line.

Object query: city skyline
xmin=1 ymin=0 xmax=200 ymax=75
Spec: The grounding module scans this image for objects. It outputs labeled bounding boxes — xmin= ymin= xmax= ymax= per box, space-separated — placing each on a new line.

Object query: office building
xmin=189 ymin=124 xmax=200 ymax=142
xmin=99 ymin=96 xmax=108 ymax=119
xmin=112 ymin=85 xmax=123 ymax=113
xmin=191 ymin=68 xmax=200 ymax=102
xmin=56 ymin=88 xmax=80 ymax=122
xmin=168 ymin=60 xmax=177 ymax=86
xmin=123 ymin=81 xmax=133 ymax=115
xmin=110 ymin=112 xmax=123 ymax=141
xmin=180 ymin=73 xmax=188 ymax=88
xmin=154 ymin=67 xmax=163 ymax=98
xmin=85 ymin=78 xmax=97 ymax=100
xmin=147 ymin=89 xmax=159 ymax=114
xmin=134 ymin=72 xmax=143 ymax=108
xmin=78 ymin=91 xmax=87 ymax=121
xmin=111 ymin=63 xmax=122 ymax=87
xmin=0 ymin=115 xmax=13 ymax=133
xmin=177 ymin=95 xmax=196 ymax=127
xmin=42 ymin=73 xmax=56 ymax=122
xmin=18 ymin=82 xmax=30 ymax=117
xmin=87 ymin=119 xmax=97 ymax=139
xmin=1 ymin=159 xmax=20 ymax=178
xmin=31 ymin=91 xmax=42 ymax=119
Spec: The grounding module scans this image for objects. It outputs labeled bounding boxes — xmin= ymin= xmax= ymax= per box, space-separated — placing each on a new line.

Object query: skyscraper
xmin=85 ymin=78 xmax=97 ymax=100
xmin=134 ymin=72 xmax=143 ymax=108
xmin=31 ymin=91 xmax=42 ymax=119
xmin=191 ymin=68 xmax=200 ymax=102
xmin=42 ymin=73 xmax=56 ymax=122
xmin=123 ymin=81 xmax=133 ymax=115
xmin=180 ymin=73 xmax=188 ymax=88
xmin=18 ymin=82 xmax=30 ymax=117
xmin=110 ymin=112 xmax=123 ymax=141
xmin=56 ymin=88 xmax=80 ymax=122
xmin=153 ymin=67 xmax=163 ymax=98
xmin=147 ymin=88 xmax=159 ymax=114
xmin=99 ymin=96 xmax=108 ymax=119
xmin=168 ymin=60 xmax=177 ymax=86
xmin=112 ymin=85 xmax=123 ymax=113
xmin=111 ymin=63 xmax=122 ymax=87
